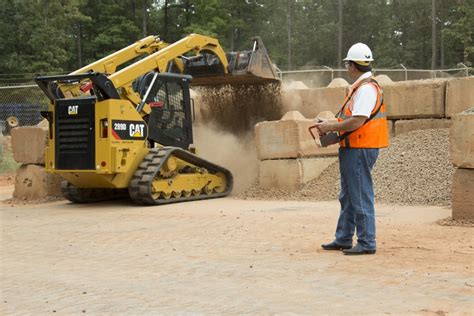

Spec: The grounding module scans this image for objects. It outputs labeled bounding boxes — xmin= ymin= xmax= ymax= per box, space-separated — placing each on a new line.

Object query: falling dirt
xmin=195 ymin=83 xmax=283 ymax=135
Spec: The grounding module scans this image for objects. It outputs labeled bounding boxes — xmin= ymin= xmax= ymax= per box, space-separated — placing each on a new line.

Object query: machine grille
xmin=54 ymin=97 xmax=96 ymax=170
xmin=57 ymin=117 xmax=90 ymax=154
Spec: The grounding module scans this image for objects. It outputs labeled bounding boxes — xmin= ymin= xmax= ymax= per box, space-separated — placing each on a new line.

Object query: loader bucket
xmin=186 ymin=37 xmax=281 ymax=87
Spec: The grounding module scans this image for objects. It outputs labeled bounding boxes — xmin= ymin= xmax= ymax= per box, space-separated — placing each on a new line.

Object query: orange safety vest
xmin=337 ymin=78 xmax=389 ymax=148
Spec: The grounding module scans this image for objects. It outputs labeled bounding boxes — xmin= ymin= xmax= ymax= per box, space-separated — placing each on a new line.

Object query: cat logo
xmin=129 ymin=123 xmax=145 ymax=138
xmin=68 ymin=105 xmax=79 ymax=115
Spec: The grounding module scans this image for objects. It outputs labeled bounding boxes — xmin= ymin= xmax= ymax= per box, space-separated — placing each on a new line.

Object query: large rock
xmin=451 ymin=168 xmax=474 ymax=220
xmin=282 ymin=87 xmax=346 ymax=118
xmin=445 ymin=77 xmax=474 ymax=118
xmin=14 ymin=164 xmax=63 ymax=199
xmin=383 ymin=79 xmax=446 ymax=119
xmin=394 ymin=119 xmax=451 ymax=136
xmin=255 ymin=111 xmax=339 ymax=160
xmin=259 ymin=157 xmax=337 ymax=192
xmin=11 ymin=126 xmax=48 ymax=164
xmin=450 ymin=108 xmax=474 ymax=168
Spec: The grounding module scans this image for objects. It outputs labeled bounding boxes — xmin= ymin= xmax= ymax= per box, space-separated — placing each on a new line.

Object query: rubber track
xmin=128 ymin=147 xmax=233 ymax=205
xmin=62 ymin=181 xmax=129 ymax=203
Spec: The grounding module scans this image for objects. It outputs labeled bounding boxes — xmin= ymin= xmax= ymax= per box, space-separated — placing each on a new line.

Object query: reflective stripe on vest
xmin=336 ymin=78 xmax=389 ymax=149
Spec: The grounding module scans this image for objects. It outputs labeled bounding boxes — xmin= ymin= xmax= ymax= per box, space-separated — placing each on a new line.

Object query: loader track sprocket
xmin=128 ymin=147 xmax=233 ymax=205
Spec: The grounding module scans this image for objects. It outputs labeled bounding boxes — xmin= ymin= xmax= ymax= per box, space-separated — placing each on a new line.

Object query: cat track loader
xmin=35 ymin=34 xmax=279 ymax=205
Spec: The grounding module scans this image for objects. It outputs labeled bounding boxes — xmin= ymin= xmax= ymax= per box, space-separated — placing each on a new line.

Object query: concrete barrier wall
xmin=284 ymin=77 xmax=474 ymax=122
xmin=450 ymin=108 xmax=474 ymax=168
xmin=451 ymin=168 xmax=474 ymax=220
xmin=11 ymin=127 xmax=48 ymax=164
xmin=445 ymin=77 xmax=474 ymax=117
xmin=258 ymin=157 xmax=337 ymax=192
xmin=283 ymin=87 xmax=346 ymax=118
xmin=255 ymin=112 xmax=339 ymax=160
xmin=394 ymin=119 xmax=451 ymax=136
xmin=14 ymin=164 xmax=63 ymax=199
xmin=383 ymin=79 xmax=446 ymax=119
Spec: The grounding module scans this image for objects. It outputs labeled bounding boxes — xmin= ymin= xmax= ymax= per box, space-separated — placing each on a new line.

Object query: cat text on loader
xmin=35 ymin=34 xmax=279 ymax=205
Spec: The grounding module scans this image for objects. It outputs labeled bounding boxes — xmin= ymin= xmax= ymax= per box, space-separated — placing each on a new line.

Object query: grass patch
xmin=0 ymin=147 xmax=20 ymax=173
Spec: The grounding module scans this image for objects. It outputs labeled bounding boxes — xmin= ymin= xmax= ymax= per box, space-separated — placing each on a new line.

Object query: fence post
xmin=400 ymin=64 xmax=408 ymax=81
xmin=459 ymin=63 xmax=469 ymax=77
xmin=323 ymin=66 xmax=333 ymax=82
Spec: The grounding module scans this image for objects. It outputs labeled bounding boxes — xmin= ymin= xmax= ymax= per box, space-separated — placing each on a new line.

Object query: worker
xmin=315 ymin=43 xmax=388 ymax=255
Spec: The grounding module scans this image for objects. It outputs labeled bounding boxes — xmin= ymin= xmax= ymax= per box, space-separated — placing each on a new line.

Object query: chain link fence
xmin=0 ymin=84 xmax=49 ymax=135
xmin=280 ymin=65 xmax=473 ymax=88
xmin=0 ymin=65 xmax=472 ymax=135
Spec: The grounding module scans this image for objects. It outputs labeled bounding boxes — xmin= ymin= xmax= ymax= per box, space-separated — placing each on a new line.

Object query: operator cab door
xmin=140 ymin=73 xmax=193 ymax=150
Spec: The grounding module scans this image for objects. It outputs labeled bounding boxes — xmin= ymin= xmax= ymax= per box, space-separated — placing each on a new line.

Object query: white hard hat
xmin=343 ymin=43 xmax=373 ymax=66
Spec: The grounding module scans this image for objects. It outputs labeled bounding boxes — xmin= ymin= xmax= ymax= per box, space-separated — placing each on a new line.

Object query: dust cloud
xmin=193 ymin=123 xmax=258 ymax=194
xmin=191 ymin=83 xmax=284 ymax=194
xmin=280 ymin=88 xmax=305 ymax=116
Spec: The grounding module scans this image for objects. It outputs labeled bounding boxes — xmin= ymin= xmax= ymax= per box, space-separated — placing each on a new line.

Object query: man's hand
xmin=315 ymin=116 xmax=367 ymax=135
xmin=314 ymin=120 xmax=334 ymax=136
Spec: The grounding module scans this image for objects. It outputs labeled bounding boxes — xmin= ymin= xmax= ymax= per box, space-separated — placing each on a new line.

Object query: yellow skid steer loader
xmin=35 ymin=34 xmax=279 ymax=205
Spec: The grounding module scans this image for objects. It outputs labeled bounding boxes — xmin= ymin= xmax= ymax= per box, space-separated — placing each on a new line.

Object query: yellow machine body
xmin=35 ymin=34 xmax=278 ymax=204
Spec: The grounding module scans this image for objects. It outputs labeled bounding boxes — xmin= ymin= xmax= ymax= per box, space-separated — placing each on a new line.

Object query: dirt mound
xmin=240 ymin=128 xmax=454 ymax=206
xmin=195 ymin=83 xmax=283 ymax=135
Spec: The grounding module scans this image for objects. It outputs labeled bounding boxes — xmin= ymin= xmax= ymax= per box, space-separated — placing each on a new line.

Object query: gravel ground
xmin=240 ymin=128 xmax=455 ymax=207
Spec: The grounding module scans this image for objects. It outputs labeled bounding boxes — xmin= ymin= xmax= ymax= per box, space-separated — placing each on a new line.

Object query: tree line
xmin=0 ymin=0 xmax=472 ymax=77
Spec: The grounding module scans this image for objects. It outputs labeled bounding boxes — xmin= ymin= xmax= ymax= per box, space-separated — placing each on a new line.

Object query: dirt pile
xmin=195 ymin=83 xmax=283 ymax=135
xmin=240 ymin=128 xmax=454 ymax=207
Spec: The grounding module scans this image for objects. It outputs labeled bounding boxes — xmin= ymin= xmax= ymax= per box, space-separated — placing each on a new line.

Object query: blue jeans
xmin=335 ymin=147 xmax=379 ymax=250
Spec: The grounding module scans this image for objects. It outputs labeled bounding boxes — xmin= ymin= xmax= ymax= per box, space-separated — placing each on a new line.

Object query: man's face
xmin=344 ymin=61 xmax=357 ymax=80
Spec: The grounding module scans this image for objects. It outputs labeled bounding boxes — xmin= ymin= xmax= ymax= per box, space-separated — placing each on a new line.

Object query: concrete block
xmin=327 ymin=78 xmax=349 ymax=88
xmin=255 ymin=111 xmax=339 ymax=160
xmin=383 ymin=79 xmax=446 ymax=119
xmin=282 ymin=87 xmax=346 ymax=118
xmin=394 ymin=118 xmax=451 ymax=136
xmin=450 ymin=108 xmax=474 ymax=168
xmin=445 ymin=77 xmax=474 ymax=118
xmin=11 ymin=127 xmax=48 ymax=164
xmin=451 ymin=168 xmax=474 ymax=220
xmin=387 ymin=120 xmax=395 ymax=138
xmin=14 ymin=164 xmax=63 ymax=199
xmin=259 ymin=157 xmax=337 ymax=192
xmin=374 ymin=75 xmax=394 ymax=86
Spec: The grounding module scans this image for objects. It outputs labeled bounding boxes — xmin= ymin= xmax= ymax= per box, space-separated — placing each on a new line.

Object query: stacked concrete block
xmin=255 ymin=111 xmax=339 ymax=160
xmin=383 ymin=79 xmax=446 ymax=119
xmin=255 ymin=111 xmax=338 ymax=192
xmin=259 ymin=157 xmax=336 ymax=192
xmin=11 ymin=121 xmax=63 ymax=199
xmin=13 ymin=164 xmax=62 ymax=199
xmin=394 ymin=119 xmax=451 ymax=136
xmin=374 ymin=75 xmax=394 ymax=87
xmin=450 ymin=108 xmax=474 ymax=220
xmin=445 ymin=77 xmax=474 ymax=118
xmin=282 ymin=87 xmax=346 ymax=118
xmin=11 ymin=126 xmax=48 ymax=164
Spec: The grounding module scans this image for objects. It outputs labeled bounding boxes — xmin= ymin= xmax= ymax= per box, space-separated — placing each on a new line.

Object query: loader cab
xmin=136 ymin=72 xmax=194 ymax=150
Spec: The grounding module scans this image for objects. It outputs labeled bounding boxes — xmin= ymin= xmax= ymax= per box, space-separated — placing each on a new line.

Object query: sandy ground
xmin=1 ymin=190 xmax=473 ymax=315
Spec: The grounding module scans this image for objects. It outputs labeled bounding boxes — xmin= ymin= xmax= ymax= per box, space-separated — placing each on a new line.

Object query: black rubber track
xmin=61 ymin=181 xmax=129 ymax=203
xmin=128 ymin=147 xmax=233 ymax=205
